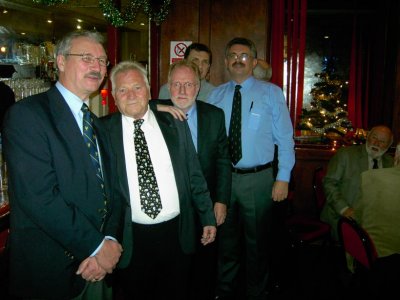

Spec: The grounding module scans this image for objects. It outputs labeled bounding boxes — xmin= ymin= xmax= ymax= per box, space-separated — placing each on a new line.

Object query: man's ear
xmin=57 ymin=55 xmax=65 ymax=72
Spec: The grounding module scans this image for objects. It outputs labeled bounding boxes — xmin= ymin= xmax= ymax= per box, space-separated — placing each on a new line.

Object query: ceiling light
xmin=47 ymin=19 xmax=53 ymax=23
xmin=140 ymin=22 xmax=145 ymax=26
xmin=77 ymin=19 xmax=82 ymax=23
xmin=3 ymin=10 xmax=8 ymax=14
xmin=77 ymin=25 xmax=82 ymax=30
xmin=21 ymin=32 xmax=26 ymax=35
xmin=0 ymin=46 xmax=6 ymax=53
xmin=324 ymin=35 xmax=329 ymax=39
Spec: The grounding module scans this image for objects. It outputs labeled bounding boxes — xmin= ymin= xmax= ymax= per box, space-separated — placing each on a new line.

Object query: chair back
xmin=313 ymin=166 xmax=327 ymax=214
xmin=338 ymin=217 xmax=378 ymax=269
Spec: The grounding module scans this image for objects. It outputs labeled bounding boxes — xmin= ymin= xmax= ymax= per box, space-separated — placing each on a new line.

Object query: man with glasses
xmin=158 ymin=43 xmax=215 ymax=102
xmin=208 ymin=37 xmax=295 ymax=300
xmin=3 ymin=30 xmax=122 ymax=300
xmin=152 ymin=59 xmax=231 ymax=299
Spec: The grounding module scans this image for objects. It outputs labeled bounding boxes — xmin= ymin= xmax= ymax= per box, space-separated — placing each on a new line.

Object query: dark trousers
xmin=189 ymin=230 xmax=219 ymax=300
xmin=117 ymin=216 xmax=192 ymax=300
xmin=216 ymin=168 xmax=274 ymax=299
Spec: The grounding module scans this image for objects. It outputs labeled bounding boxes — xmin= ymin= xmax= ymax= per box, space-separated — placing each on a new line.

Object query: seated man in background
xmin=355 ymin=166 xmax=400 ymax=297
xmin=321 ymin=125 xmax=393 ymax=241
xmin=158 ymin=43 xmax=215 ymax=101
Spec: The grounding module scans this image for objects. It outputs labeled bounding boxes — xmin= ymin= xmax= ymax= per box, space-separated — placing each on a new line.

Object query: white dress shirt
xmin=122 ymin=108 xmax=180 ymax=224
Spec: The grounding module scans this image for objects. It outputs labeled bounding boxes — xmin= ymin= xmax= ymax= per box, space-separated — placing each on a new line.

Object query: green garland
xmin=33 ymin=0 xmax=171 ymax=27
xmin=143 ymin=0 xmax=171 ymax=25
xmin=99 ymin=0 xmax=143 ymax=27
xmin=32 ymin=0 xmax=69 ymax=5
xmin=100 ymin=0 xmax=171 ymax=27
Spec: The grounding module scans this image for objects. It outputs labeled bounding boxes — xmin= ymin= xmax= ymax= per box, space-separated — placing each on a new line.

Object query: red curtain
xmin=270 ymin=0 xmax=307 ymax=134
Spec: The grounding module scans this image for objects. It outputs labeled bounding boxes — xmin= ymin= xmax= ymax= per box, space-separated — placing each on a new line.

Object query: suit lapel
xmin=109 ymin=113 xmax=131 ymax=204
xmin=196 ymin=101 xmax=206 ymax=154
xmin=47 ymin=87 xmax=89 ymax=161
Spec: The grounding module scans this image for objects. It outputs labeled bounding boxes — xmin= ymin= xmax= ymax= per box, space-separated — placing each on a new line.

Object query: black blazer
xmin=101 ymin=107 xmax=216 ymax=268
xmin=151 ymin=100 xmax=231 ymax=205
xmin=3 ymin=86 xmax=120 ymax=299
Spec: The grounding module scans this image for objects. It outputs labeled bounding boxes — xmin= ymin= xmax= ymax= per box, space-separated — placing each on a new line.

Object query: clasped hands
xmin=76 ymin=239 xmax=123 ymax=283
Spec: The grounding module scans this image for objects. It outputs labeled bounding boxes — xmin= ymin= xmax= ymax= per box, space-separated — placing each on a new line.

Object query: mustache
xmin=232 ymin=62 xmax=245 ymax=68
xmin=86 ymin=71 xmax=102 ymax=79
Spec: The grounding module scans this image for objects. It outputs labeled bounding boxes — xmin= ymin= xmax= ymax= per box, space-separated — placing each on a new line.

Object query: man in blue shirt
xmin=209 ymin=37 xmax=295 ymax=300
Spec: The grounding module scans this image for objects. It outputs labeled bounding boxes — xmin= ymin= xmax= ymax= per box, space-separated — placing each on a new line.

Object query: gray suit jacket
xmin=321 ymin=144 xmax=393 ymax=240
xmin=101 ymin=107 xmax=216 ymax=268
xmin=355 ymin=167 xmax=400 ymax=257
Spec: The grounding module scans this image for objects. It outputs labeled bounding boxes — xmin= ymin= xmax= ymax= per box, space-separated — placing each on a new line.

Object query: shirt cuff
xmin=90 ymin=236 xmax=117 ymax=257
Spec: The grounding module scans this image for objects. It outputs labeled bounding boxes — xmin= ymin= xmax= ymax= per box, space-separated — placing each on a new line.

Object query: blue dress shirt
xmin=208 ymin=76 xmax=295 ymax=182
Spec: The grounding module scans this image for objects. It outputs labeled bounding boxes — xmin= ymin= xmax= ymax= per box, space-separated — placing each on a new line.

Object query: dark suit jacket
xmin=101 ymin=107 xmax=216 ymax=268
xmin=2 ymin=86 xmax=120 ymax=299
xmin=151 ymin=100 xmax=231 ymax=205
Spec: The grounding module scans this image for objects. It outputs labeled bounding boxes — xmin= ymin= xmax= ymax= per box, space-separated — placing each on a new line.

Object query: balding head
xmin=366 ymin=125 xmax=393 ymax=158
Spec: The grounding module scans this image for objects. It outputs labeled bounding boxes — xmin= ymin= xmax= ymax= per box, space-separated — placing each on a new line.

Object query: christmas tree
xmin=297 ymin=57 xmax=353 ymax=136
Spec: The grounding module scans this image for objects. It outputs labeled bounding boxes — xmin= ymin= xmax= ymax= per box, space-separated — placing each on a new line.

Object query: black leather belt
xmin=232 ymin=162 xmax=272 ymax=174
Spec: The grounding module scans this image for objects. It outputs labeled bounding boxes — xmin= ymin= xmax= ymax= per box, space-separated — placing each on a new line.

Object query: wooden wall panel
xmin=157 ymin=0 xmax=270 ymax=91
xmin=158 ymin=1 xmax=200 ymax=96
xmin=208 ymin=0 xmax=269 ymax=85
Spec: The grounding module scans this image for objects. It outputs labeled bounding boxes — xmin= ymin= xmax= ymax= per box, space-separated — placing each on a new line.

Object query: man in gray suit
xmin=322 ymin=125 xmax=393 ymax=241
xmin=101 ymin=61 xmax=216 ymax=300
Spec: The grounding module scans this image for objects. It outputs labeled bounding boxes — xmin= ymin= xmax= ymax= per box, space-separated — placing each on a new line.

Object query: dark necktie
xmin=134 ymin=119 xmax=162 ymax=219
xmin=372 ymin=159 xmax=379 ymax=169
xmin=228 ymin=85 xmax=242 ymax=165
xmin=81 ymin=104 xmax=104 ymax=189
xmin=81 ymin=104 xmax=107 ymax=229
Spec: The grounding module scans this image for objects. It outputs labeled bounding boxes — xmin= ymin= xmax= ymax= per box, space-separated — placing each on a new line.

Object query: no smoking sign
xmin=170 ymin=41 xmax=192 ymax=64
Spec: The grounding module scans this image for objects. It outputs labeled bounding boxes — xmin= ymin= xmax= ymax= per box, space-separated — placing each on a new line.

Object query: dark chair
xmin=285 ymin=167 xmax=331 ymax=246
xmin=337 ymin=217 xmax=377 ymax=270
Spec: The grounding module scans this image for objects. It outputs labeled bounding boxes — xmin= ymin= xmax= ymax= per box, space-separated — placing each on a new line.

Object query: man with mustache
xmin=3 ymin=30 xmax=122 ymax=299
xmin=208 ymin=37 xmax=295 ymax=300
xmin=321 ymin=125 xmax=394 ymax=242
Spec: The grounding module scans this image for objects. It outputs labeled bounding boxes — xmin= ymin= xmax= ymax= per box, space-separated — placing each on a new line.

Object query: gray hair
xmin=225 ymin=37 xmax=257 ymax=58
xmin=109 ymin=61 xmax=150 ymax=94
xmin=167 ymin=59 xmax=201 ymax=86
xmin=55 ymin=30 xmax=105 ymax=56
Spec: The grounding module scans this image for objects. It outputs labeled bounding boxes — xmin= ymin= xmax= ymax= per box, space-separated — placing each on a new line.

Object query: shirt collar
xmin=55 ymin=81 xmax=88 ymax=115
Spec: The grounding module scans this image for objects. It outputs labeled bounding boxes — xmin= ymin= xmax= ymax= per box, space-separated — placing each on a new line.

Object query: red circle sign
xmin=174 ymin=43 xmax=188 ymax=57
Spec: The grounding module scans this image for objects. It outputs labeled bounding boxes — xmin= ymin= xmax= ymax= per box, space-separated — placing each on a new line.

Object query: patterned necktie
xmin=372 ymin=159 xmax=378 ymax=169
xmin=134 ymin=119 xmax=162 ymax=219
xmin=228 ymin=85 xmax=242 ymax=165
xmin=81 ymin=104 xmax=107 ymax=229
xmin=81 ymin=104 xmax=104 ymax=188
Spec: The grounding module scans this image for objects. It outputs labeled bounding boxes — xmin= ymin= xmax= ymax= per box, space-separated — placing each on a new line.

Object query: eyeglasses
xmin=227 ymin=53 xmax=253 ymax=62
xmin=66 ymin=53 xmax=110 ymax=67
xmin=170 ymin=82 xmax=197 ymax=90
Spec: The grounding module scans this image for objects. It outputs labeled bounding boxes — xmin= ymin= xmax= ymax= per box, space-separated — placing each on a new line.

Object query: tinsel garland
xmin=33 ymin=0 xmax=172 ymax=27
xmin=99 ymin=0 xmax=143 ymax=27
xmin=32 ymin=0 xmax=69 ymax=5
xmin=99 ymin=0 xmax=171 ymax=27
xmin=143 ymin=0 xmax=171 ymax=25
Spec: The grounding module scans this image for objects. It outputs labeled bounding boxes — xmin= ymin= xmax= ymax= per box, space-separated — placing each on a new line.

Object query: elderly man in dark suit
xmin=101 ymin=61 xmax=217 ymax=300
xmin=2 ymin=31 xmax=123 ymax=299
xmin=153 ymin=59 xmax=232 ymax=300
